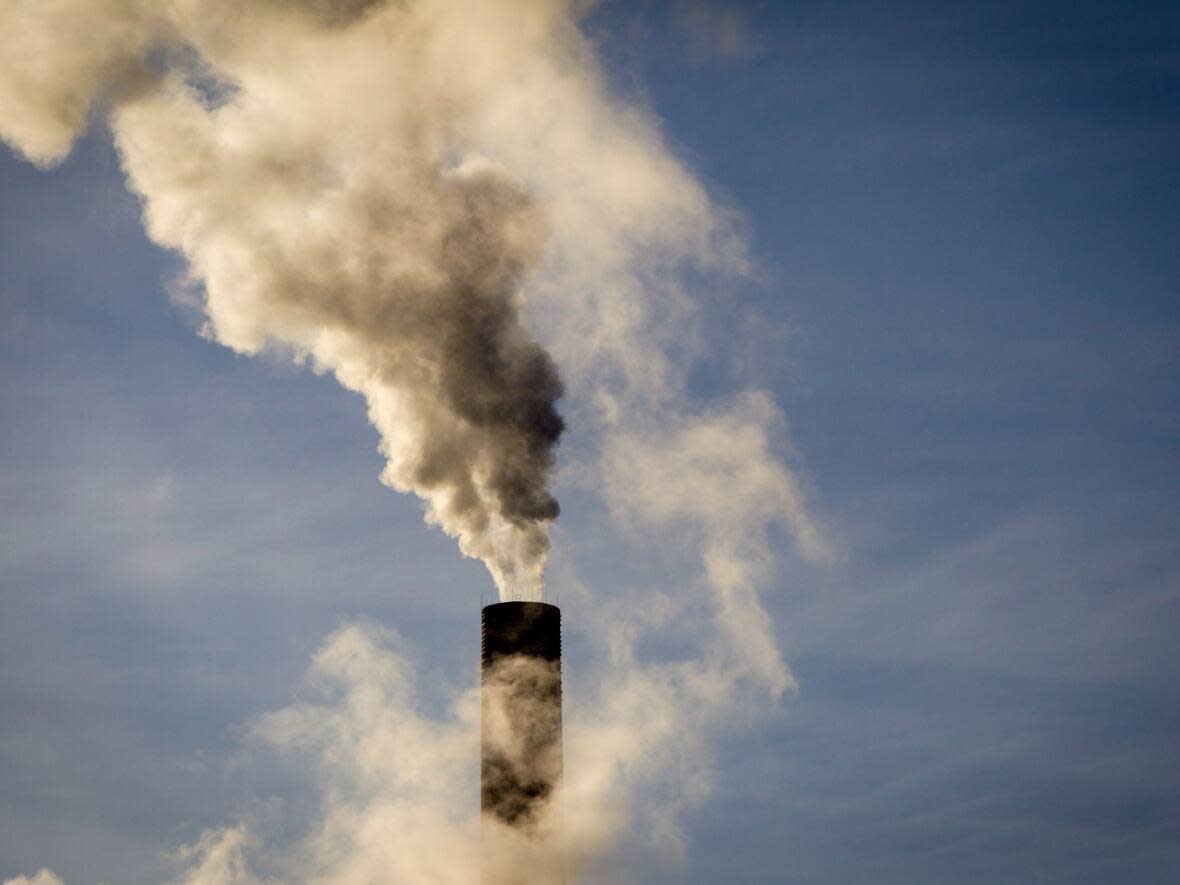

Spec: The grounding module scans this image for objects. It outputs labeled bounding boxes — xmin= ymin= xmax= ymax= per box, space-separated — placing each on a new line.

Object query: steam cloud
xmin=1 ymin=0 xmax=835 ymax=881
xmin=2 ymin=0 xmax=564 ymax=598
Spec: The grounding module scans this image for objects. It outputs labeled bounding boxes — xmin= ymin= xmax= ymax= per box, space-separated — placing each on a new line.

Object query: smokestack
xmin=481 ymin=601 xmax=563 ymax=883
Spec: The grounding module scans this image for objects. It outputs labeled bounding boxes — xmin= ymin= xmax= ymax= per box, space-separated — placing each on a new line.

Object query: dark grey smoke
xmin=0 ymin=0 xmax=570 ymax=598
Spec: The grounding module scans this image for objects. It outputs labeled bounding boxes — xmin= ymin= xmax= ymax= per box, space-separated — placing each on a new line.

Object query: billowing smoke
xmin=1 ymin=0 xmax=564 ymax=598
xmin=1 ymin=0 xmax=835 ymax=881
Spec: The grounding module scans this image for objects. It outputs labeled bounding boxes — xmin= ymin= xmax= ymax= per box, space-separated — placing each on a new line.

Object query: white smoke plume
xmin=0 ymin=0 xmax=835 ymax=881
xmin=3 ymin=0 xmax=567 ymax=598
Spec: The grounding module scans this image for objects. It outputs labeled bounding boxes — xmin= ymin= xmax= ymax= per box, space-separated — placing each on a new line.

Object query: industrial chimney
xmin=481 ymin=601 xmax=563 ymax=884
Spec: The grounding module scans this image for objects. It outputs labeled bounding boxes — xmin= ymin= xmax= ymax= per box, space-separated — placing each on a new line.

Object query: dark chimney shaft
xmin=480 ymin=601 xmax=563 ymax=829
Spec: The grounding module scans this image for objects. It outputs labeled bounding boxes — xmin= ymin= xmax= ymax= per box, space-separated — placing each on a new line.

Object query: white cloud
xmin=3 ymin=871 xmax=65 ymax=885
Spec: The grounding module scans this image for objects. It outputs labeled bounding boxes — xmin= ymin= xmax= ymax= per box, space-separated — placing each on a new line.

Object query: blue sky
xmin=2 ymin=2 xmax=1179 ymax=883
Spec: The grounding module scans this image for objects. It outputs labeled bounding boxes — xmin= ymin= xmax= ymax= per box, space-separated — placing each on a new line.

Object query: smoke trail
xmin=1 ymin=0 xmax=836 ymax=881
xmin=1 ymin=0 xmax=563 ymax=599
